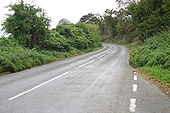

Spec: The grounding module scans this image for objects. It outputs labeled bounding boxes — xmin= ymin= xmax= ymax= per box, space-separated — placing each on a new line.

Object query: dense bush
xmin=0 ymin=38 xmax=55 ymax=73
xmin=48 ymin=23 xmax=102 ymax=51
xmin=43 ymin=23 xmax=101 ymax=51
xmin=129 ymin=30 xmax=170 ymax=70
xmin=0 ymin=38 xmax=76 ymax=73
xmin=0 ymin=23 xmax=102 ymax=73
xmin=127 ymin=0 xmax=170 ymax=41
xmin=2 ymin=1 xmax=51 ymax=49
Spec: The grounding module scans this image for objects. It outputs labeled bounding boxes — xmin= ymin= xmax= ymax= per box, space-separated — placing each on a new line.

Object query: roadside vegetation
xmin=129 ymin=30 xmax=170 ymax=86
xmin=0 ymin=1 xmax=101 ymax=73
xmin=79 ymin=0 xmax=170 ymax=88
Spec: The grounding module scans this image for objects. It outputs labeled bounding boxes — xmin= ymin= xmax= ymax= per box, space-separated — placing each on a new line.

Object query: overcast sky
xmin=0 ymin=0 xmax=117 ymax=36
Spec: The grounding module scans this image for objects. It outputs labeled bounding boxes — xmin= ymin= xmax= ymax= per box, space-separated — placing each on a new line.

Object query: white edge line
xmin=78 ymin=63 xmax=87 ymax=68
xmin=132 ymin=84 xmax=138 ymax=92
xmin=98 ymin=56 xmax=102 ymax=59
xmin=130 ymin=98 xmax=136 ymax=112
xmin=78 ymin=62 xmax=89 ymax=68
xmin=134 ymin=75 xmax=137 ymax=80
xmin=8 ymin=72 xmax=68 ymax=101
xmin=100 ymin=54 xmax=105 ymax=57
xmin=78 ymin=59 xmax=95 ymax=68
xmin=87 ymin=59 xmax=95 ymax=63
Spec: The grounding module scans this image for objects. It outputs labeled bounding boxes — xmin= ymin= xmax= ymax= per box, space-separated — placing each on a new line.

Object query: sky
xmin=0 ymin=0 xmax=117 ymax=36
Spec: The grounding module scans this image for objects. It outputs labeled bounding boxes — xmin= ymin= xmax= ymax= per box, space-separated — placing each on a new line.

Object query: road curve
xmin=0 ymin=44 xmax=169 ymax=113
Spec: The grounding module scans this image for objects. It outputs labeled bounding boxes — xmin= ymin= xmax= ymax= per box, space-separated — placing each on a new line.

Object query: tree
xmin=2 ymin=0 xmax=51 ymax=48
xmin=102 ymin=9 xmax=118 ymax=38
xmin=58 ymin=18 xmax=71 ymax=25
xmin=79 ymin=13 xmax=99 ymax=24
xmin=127 ymin=0 xmax=170 ymax=41
xmin=116 ymin=0 xmax=137 ymax=8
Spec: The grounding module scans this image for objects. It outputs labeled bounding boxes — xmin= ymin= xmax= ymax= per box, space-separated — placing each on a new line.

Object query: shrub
xmin=129 ymin=30 xmax=170 ymax=70
xmin=0 ymin=23 xmax=102 ymax=73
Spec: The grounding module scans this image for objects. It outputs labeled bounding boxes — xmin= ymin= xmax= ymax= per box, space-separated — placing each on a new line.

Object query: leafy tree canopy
xmin=79 ymin=13 xmax=99 ymax=24
xmin=2 ymin=0 xmax=51 ymax=48
xmin=58 ymin=18 xmax=71 ymax=25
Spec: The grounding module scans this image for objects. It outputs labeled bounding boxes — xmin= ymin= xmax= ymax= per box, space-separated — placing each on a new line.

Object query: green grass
xmin=0 ymin=44 xmax=101 ymax=73
xmin=140 ymin=66 xmax=170 ymax=87
xmin=128 ymin=30 xmax=170 ymax=87
xmin=129 ymin=30 xmax=170 ymax=70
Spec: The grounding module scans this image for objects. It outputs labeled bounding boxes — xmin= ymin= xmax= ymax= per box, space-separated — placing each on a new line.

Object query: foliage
xmin=128 ymin=30 xmax=170 ymax=87
xmin=2 ymin=0 xmax=51 ymax=48
xmin=127 ymin=0 xmax=170 ymax=42
xmin=0 ymin=37 xmax=101 ymax=73
xmin=93 ymin=0 xmax=170 ymax=43
xmin=0 ymin=1 xmax=102 ymax=74
xmin=0 ymin=22 xmax=102 ymax=73
xmin=58 ymin=18 xmax=71 ymax=25
xmin=55 ymin=23 xmax=102 ymax=50
xmin=0 ymin=38 xmax=54 ymax=72
xmin=96 ymin=9 xmax=119 ymax=41
xmin=140 ymin=66 xmax=170 ymax=87
xmin=79 ymin=13 xmax=99 ymax=24
xmin=129 ymin=30 xmax=170 ymax=70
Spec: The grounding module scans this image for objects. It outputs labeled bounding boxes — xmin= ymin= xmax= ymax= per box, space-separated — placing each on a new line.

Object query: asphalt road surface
xmin=0 ymin=44 xmax=169 ymax=113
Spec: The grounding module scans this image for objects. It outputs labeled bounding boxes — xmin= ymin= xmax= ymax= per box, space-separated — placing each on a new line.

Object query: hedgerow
xmin=0 ymin=23 xmax=102 ymax=73
xmin=129 ymin=30 xmax=170 ymax=70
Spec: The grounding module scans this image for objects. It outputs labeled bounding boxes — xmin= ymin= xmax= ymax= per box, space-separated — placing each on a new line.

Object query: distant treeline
xmin=80 ymin=0 xmax=170 ymax=43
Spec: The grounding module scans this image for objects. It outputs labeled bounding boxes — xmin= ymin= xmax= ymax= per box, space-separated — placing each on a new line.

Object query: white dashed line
xmin=98 ymin=56 xmax=102 ymax=59
xmin=78 ymin=59 xmax=95 ymax=68
xmin=98 ymin=54 xmax=105 ymax=58
xmin=8 ymin=72 xmax=69 ymax=101
xmin=78 ymin=62 xmax=89 ymax=68
xmin=130 ymin=98 xmax=136 ymax=112
xmin=78 ymin=64 xmax=87 ymax=68
xmin=132 ymin=84 xmax=138 ymax=92
xmin=134 ymin=75 xmax=137 ymax=80
xmin=130 ymin=73 xmax=138 ymax=112
xmin=89 ymin=59 xmax=95 ymax=63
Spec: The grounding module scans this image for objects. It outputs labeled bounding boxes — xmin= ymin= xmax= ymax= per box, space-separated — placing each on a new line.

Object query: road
xmin=0 ymin=44 xmax=169 ymax=113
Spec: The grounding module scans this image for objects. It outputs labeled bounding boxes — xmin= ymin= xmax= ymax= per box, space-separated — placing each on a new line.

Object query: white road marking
xmin=98 ymin=54 xmax=105 ymax=59
xmin=89 ymin=59 xmax=95 ymax=63
xmin=78 ymin=64 xmax=86 ymax=68
xmin=133 ymin=84 xmax=138 ymax=92
xmin=134 ymin=75 xmax=137 ymax=80
xmin=130 ymin=98 xmax=136 ymax=112
xmin=78 ymin=62 xmax=89 ymax=68
xmin=8 ymin=72 xmax=69 ymax=101
xmin=79 ymin=59 xmax=96 ymax=68
xmin=113 ymin=49 xmax=116 ymax=53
